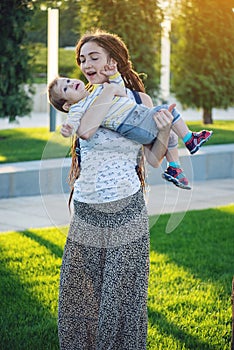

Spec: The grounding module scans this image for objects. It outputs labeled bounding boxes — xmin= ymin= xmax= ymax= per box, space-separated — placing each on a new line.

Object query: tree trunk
xmin=9 ymin=115 xmax=17 ymax=123
xmin=202 ymin=108 xmax=213 ymax=124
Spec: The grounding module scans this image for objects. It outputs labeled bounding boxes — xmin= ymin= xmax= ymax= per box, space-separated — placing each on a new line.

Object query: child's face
xmin=56 ymin=78 xmax=86 ymax=104
xmin=79 ymin=41 xmax=110 ymax=85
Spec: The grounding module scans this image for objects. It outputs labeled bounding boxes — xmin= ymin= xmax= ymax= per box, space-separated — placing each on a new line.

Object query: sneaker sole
xmin=162 ymin=173 xmax=191 ymax=190
xmin=190 ymin=131 xmax=213 ymax=154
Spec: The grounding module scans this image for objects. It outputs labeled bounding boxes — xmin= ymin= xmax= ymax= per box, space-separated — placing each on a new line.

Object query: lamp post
xmin=160 ymin=15 xmax=171 ymax=103
xmin=47 ymin=8 xmax=59 ymax=132
xmin=159 ymin=0 xmax=171 ymax=103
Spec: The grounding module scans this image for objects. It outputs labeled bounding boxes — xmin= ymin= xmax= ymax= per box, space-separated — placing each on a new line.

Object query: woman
xmin=58 ymin=30 xmax=173 ymax=350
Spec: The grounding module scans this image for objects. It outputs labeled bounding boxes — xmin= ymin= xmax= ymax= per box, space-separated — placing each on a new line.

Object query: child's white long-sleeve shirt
xmin=67 ymin=72 xmax=137 ymax=133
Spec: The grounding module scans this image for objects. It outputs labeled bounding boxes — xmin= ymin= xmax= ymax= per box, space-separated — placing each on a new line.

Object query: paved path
xmin=0 ymin=109 xmax=233 ymax=233
xmin=0 ymin=178 xmax=233 ymax=233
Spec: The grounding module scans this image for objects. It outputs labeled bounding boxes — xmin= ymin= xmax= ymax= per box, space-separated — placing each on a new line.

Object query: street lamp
xmin=47 ymin=8 xmax=59 ymax=132
xmin=159 ymin=0 xmax=171 ymax=103
xmin=160 ymin=15 xmax=171 ymax=103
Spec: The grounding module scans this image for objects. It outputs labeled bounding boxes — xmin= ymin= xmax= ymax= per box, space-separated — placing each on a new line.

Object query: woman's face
xmin=79 ymin=41 xmax=111 ymax=85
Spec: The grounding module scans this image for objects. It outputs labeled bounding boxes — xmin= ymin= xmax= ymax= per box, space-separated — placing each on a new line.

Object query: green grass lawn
xmin=0 ymin=120 xmax=234 ymax=163
xmin=0 ymin=205 xmax=233 ymax=349
xmin=0 ymin=127 xmax=72 ymax=163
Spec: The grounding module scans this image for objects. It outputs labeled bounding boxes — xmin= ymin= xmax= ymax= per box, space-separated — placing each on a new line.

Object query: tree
xmin=0 ymin=0 xmax=34 ymax=121
xmin=171 ymin=0 xmax=234 ymax=124
xmin=28 ymin=0 xmax=80 ymax=47
xmin=59 ymin=0 xmax=80 ymax=47
xmin=79 ymin=0 xmax=163 ymax=96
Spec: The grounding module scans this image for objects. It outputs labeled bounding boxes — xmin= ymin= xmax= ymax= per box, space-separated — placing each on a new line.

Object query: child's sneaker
xmin=185 ymin=130 xmax=213 ymax=154
xmin=162 ymin=166 xmax=191 ymax=190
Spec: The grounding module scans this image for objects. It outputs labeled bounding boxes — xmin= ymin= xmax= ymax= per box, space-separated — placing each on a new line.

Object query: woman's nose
xmin=84 ymin=60 xmax=92 ymax=69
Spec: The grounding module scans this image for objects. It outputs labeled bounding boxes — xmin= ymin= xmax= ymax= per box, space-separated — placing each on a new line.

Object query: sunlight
xmin=216 ymin=203 xmax=234 ymax=214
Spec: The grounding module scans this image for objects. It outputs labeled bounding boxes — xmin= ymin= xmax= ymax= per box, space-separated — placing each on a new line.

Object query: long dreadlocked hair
xmin=68 ymin=29 xmax=147 ymax=204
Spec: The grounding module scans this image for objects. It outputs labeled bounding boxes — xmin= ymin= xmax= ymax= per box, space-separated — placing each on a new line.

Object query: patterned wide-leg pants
xmin=58 ymin=189 xmax=150 ymax=350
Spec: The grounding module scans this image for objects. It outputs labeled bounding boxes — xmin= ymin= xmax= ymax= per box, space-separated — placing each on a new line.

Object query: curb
xmin=0 ymin=144 xmax=234 ymax=199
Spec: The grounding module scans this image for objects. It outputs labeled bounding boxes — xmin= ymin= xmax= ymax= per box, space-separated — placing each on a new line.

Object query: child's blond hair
xmin=48 ymin=77 xmax=68 ymax=113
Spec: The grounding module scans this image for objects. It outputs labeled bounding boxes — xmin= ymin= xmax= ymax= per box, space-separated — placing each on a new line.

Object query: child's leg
xmin=171 ymin=118 xmax=191 ymax=139
xmin=162 ymin=131 xmax=191 ymax=190
xmin=170 ymin=108 xmax=213 ymax=154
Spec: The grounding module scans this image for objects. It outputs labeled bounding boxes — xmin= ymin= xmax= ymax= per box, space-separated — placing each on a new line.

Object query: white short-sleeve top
xmin=73 ymin=91 xmax=142 ymax=204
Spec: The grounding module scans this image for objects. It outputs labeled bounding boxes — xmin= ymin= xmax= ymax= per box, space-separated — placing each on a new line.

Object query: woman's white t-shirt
xmin=73 ymin=91 xmax=142 ymax=204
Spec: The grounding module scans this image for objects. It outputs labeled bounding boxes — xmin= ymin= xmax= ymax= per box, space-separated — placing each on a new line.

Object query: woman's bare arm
xmin=77 ymin=83 xmax=126 ymax=139
xmin=140 ymin=92 xmax=173 ymax=168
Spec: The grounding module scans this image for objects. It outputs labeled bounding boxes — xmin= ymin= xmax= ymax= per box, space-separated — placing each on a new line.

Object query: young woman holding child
xmin=57 ymin=29 xmax=185 ymax=350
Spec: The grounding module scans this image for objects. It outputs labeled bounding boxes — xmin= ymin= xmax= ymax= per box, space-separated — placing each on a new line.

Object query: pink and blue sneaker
xmin=185 ymin=130 xmax=213 ymax=154
xmin=162 ymin=166 xmax=191 ymax=190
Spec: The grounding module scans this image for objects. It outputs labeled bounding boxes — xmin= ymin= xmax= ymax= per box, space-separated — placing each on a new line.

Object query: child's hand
xmin=60 ymin=123 xmax=74 ymax=137
xmin=103 ymin=82 xmax=127 ymax=97
xmin=100 ymin=63 xmax=118 ymax=78
xmin=168 ymin=103 xmax=176 ymax=113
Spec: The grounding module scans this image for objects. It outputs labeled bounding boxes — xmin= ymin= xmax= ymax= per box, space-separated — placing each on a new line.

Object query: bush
xmin=30 ymin=44 xmax=82 ymax=83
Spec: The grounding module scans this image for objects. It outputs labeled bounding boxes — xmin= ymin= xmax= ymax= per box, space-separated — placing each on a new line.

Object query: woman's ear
xmin=62 ymin=102 xmax=72 ymax=112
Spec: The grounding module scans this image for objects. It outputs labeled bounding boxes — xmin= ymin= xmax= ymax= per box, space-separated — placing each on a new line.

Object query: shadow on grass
xmin=150 ymin=207 xmax=234 ymax=293
xmin=0 ymin=248 xmax=60 ymax=349
xmin=148 ymin=206 xmax=233 ymax=348
xmin=20 ymin=229 xmax=64 ymax=259
xmin=147 ymin=308 xmax=214 ymax=350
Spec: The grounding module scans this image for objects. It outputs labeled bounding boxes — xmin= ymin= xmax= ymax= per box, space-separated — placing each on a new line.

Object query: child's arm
xmin=61 ymin=65 xmax=126 ymax=138
xmin=101 ymin=64 xmax=125 ymax=88
xmin=61 ymin=123 xmax=74 ymax=138
xmin=77 ymin=82 xmax=127 ymax=140
xmin=60 ymin=104 xmax=85 ymax=138
xmin=61 ymin=73 xmax=127 ymax=139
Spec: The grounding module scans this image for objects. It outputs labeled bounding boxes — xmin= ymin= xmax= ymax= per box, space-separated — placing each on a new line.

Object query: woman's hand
xmin=144 ymin=103 xmax=176 ymax=168
xmin=153 ymin=103 xmax=175 ymax=132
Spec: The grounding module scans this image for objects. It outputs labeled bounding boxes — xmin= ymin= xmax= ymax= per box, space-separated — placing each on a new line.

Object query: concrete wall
xmin=147 ymin=144 xmax=234 ymax=185
xmin=0 ymin=144 xmax=233 ymax=199
xmin=32 ymin=84 xmax=48 ymax=113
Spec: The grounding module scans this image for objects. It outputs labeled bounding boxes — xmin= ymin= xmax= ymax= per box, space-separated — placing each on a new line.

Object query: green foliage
xmin=30 ymin=45 xmax=81 ymax=80
xmin=28 ymin=0 xmax=81 ymax=47
xmin=0 ymin=205 xmax=233 ymax=348
xmin=58 ymin=0 xmax=80 ymax=47
xmin=0 ymin=0 xmax=35 ymax=121
xmin=171 ymin=0 xmax=234 ymax=119
xmin=79 ymin=0 xmax=163 ymax=95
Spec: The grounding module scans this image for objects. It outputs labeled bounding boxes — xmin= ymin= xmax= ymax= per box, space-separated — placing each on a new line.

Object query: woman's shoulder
xmin=138 ymin=92 xmax=153 ymax=108
xmin=126 ymin=89 xmax=153 ymax=108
